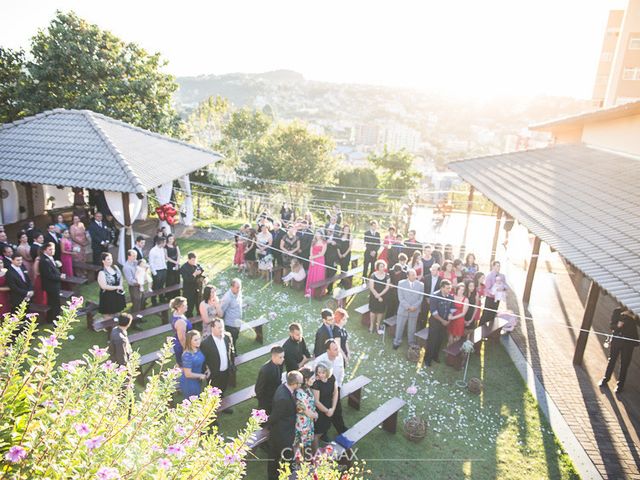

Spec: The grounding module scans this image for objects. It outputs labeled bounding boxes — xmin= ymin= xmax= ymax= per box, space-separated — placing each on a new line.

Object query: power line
xmin=151 ymin=192 xmax=639 ymax=345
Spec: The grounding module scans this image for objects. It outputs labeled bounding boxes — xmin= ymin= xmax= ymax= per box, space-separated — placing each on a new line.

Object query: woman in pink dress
xmin=377 ymin=226 xmax=396 ymax=270
xmin=69 ymin=215 xmax=88 ymax=263
xmin=233 ymin=225 xmax=247 ymax=272
xmin=0 ymin=268 xmax=10 ymax=317
xmin=32 ymin=256 xmax=48 ymax=306
xmin=60 ymin=229 xmax=74 ymax=277
xmin=305 ymin=230 xmax=327 ymax=297
xmin=16 ymin=232 xmax=33 ymax=279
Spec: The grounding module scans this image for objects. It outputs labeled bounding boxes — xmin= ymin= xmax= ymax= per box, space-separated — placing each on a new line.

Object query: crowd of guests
xmin=231 ymin=205 xmax=352 ymax=296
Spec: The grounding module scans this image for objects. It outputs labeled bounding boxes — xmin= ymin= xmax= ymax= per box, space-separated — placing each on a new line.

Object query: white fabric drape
xmin=154 ymin=182 xmax=174 ymax=232
xmin=177 ymin=175 xmax=194 ymax=226
xmin=104 ymin=191 xmax=143 ymax=265
xmin=137 ymin=196 xmax=148 ymax=221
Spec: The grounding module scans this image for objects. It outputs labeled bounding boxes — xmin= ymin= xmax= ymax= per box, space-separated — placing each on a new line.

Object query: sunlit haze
xmin=0 ymin=0 xmax=627 ymax=99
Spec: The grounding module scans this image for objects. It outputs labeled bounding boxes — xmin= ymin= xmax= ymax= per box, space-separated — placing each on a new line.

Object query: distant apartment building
xmin=380 ymin=124 xmax=421 ymax=152
xmin=353 ymin=124 xmax=380 ymax=146
xmin=593 ymin=0 xmax=640 ymax=107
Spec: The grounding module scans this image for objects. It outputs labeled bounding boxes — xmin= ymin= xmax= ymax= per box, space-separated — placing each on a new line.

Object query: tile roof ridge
xmin=86 ymin=110 xmax=224 ymax=158
xmin=447 ymin=143 xmax=577 ymax=165
xmin=82 ymin=111 xmax=147 ymax=194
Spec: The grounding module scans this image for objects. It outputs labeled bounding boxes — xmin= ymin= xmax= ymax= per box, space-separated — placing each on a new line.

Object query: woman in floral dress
xmin=294 ymin=368 xmax=318 ymax=454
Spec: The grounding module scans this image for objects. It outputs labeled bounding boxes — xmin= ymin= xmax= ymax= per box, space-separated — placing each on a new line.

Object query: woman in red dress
xmin=377 ymin=226 xmax=397 ymax=270
xmin=448 ymin=283 xmax=468 ymax=345
xmin=439 ymin=260 xmax=457 ymax=288
xmin=32 ymin=256 xmax=48 ymax=306
xmin=233 ymin=225 xmax=247 ymax=272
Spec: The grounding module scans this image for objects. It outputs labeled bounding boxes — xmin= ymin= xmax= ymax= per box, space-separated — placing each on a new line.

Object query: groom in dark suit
xmin=6 ymin=253 xmax=33 ymax=311
xmin=39 ymin=242 xmax=65 ymax=323
xmin=88 ymin=212 xmax=111 ymax=266
xmin=200 ymin=318 xmax=235 ymax=399
xmin=267 ymin=370 xmax=302 ymax=480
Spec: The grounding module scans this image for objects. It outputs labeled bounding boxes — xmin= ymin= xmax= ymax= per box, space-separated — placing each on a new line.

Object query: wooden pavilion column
xmin=522 ymin=236 xmax=541 ymax=305
xmin=461 ymin=185 xmax=475 ymax=249
xmin=572 ymin=280 xmax=600 ymax=366
xmin=24 ymin=183 xmax=35 ymax=218
xmin=490 ymin=206 xmax=503 ymax=265
xmin=121 ymin=192 xmax=132 ymax=253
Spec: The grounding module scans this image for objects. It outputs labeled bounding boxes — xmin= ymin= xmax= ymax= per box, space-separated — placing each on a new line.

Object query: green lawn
xmin=55 ymin=239 xmax=578 ymax=480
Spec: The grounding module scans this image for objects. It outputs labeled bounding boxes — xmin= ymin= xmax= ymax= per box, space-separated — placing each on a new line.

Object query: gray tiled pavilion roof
xmin=0 ymin=109 xmax=223 ymax=194
xmin=448 ymin=144 xmax=640 ymax=316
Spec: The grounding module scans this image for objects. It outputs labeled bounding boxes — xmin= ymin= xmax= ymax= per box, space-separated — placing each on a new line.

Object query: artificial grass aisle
xmin=56 ymin=239 xmax=578 ymax=480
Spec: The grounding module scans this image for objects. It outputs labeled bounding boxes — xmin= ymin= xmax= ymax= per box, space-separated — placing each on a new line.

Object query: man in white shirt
xmin=148 ymin=237 xmax=167 ymax=305
xmin=200 ymin=318 xmax=235 ymax=408
xmin=312 ymin=339 xmax=347 ymax=435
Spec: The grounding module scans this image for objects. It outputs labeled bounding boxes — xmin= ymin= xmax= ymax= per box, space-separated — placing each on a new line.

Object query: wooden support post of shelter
xmin=461 ymin=185 xmax=475 ymax=252
xmin=490 ymin=206 xmax=503 ymax=265
xmin=122 ymin=192 xmax=132 ymax=253
xmin=572 ymin=280 xmax=600 ymax=366
xmin=522 ymin=236 xmax=541 ymax=305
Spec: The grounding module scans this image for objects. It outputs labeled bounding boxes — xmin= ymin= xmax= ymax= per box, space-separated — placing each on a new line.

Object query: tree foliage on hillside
xmin=217 ymin=108 xmax=272 ymax=169
xmin=0 ymin=11 xmax=182 ymax=136
xmin=241 ymin=122 xmax=337 ymax=189
xmin=185 ymin=95 xmax=230 ymax=150
xmin=368 ymin=147 xmax=420 ymax=196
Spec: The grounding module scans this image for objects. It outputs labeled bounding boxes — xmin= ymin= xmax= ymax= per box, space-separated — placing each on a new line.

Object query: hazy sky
xmin=0 ymin=0 xmax=627 ymax=99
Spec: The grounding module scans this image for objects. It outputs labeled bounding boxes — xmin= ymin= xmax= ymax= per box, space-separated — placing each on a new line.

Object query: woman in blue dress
xmin=180 ymin=330 xmax=208 ymax=399
xmin=170 ymin=296 xmax=193 ymax=366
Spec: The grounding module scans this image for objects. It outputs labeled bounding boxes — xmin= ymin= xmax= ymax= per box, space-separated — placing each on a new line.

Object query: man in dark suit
xmin=267 ymin=370 xmax=302 ymax=480
xmin=133 ymin=236 xmax=146 ymax=261
xmin=255 ymin=346 xmax=285 ymax=415
xmin=313 ymin=308 xmax=335 ymax=357
xmin=201 ymin=318 xmax=236 ymax=406
xmin=39 ymin=242 xmax=65 ymax=323
xmin=2 ymin=244 xmax=13 ymax=269
xmin=363 ymin=220 xmax=381 ymax=280
xmin=419 ymin=262 xmax=442 ymax=329
xmin=333 ymin=308 xmax=350 ymax=363
xmin=30 ymin=233 xmax=45 ymax=264
xmin=282 ymin=323 xmax=311 ymax=372
xmin=87 ymin=212 xmax=111 ymax=266
xmin=297 ymin=221 xmax=313 ymax=271
xmin=179 ymin=252 xmax=204 ymax=318
xmin=424 ymin=280 xmax=453 ymax=367
xmin=44 ymin=224 xmax=61 ymax=261
xmin=6 ymin=253 xmax=33 ymax=311
xmin=323 ymin=216 xmax=341 ymax=294
xmin=599 ymin=308 xmax=640 ymax=393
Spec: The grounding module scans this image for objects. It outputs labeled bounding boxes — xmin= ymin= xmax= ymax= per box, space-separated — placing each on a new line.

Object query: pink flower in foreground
xmin=251 ymin=409 xmax=268 ymax=423
xmin=90 ymin=345 xmax=108 ymax=358
xmin=96 ymin=466 xmax=120 ymax=479
xmin=62 ymin=359 xmax=86 ymax=373
xmin=63 ymin=409 xmax=80 ymax=417
xmin=406 ymin=385 xmax=418 ymax=396
xmin=206 ymin=386 xmax=222 ymax=397
xmin=180 ymin=399 xmax=191 ymax=408
xmin=150 ymin=444 xmax=162 ymax=452
xmin=74 ymin=423 xmax=90 ymax=437
xmin=224 ymin=453 xmax=240 ymax=466
xmin=116 ymin=365 xmax=127 ymax=374
xmin=43 ymin=335 xmax=59 ymax=348
xmin=9 ymin=315 xmax=20 ymax=323
xmin=101 ymin=360 xmax=116 ymax=371
xmin=69 ymin=296 xmax=84 ymax=311
xmin=188 ymin=395 xmax=199 ymax=402
xmin=174 ymin=426 xmax=187 ymax=436
xmin=5 ymin=445 xmax=27 ymax=463
xmin=166 ymin=443 xmax=186 ymax=457
xmin=158 ymin=458 xmax=172 ymax=470
xmin=85 ymin=435 xmax=106 ymax=451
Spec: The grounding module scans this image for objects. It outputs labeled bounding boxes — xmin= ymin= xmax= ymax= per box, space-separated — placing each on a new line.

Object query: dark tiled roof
xmin=448 ymin=144 xmax=640 ymax=315
xmin=0 ymin=109 xmax=222 ymax=193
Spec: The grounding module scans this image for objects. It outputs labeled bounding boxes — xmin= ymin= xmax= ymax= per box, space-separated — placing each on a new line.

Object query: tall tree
xmin=0 ymin=48 xmax=29 ymax=123
xmin=368 ymin=147 xmax=420 ymax=196
xmin=0 ymin=11 xmax=182 ymax=136
xmin=241 ymin=121 xmax=337 ymax=188
xmin=184 ymin=95 xmax=229 ymax=150
xmin=217 ymin=108 xmax=272 ymax=168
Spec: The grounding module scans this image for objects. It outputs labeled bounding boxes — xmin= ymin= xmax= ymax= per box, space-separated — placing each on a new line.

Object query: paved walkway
xmin=504 ymin=249 xmax=640 ymax=480
xmin=413 ymin=208 xmax=640 ymax=479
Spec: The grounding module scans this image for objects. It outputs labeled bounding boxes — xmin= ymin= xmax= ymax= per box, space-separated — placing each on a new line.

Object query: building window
xmin=630 ymin=37 xmax=640 ymax=49
xmin=622 ymin=68 xmax=640 ymax=80
xmin=600 ymin=52 xmax=613 ymax=62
